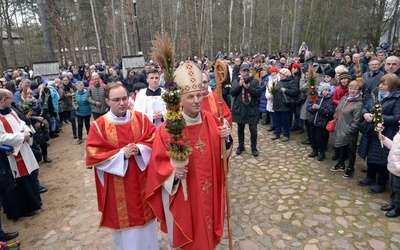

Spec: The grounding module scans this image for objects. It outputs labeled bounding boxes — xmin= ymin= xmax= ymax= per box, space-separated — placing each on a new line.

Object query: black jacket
xmin=273 ymin=76 xmax=299 ymax=112
xmin=231 ymin=77 xmax=261 ymax=124
xmin=358 ymin=89 xmax=400 ymax=165
xmin=307 ymin=95 xmax=335 ymax=127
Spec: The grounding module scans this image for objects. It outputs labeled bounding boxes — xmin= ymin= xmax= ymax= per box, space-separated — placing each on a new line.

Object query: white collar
xmin=106 ymin=110 xmax=131 ymax=123
xmin=183 ymin=111 xmax=202 ymax=126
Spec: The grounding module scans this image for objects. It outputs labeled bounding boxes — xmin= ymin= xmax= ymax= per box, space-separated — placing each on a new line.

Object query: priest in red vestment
xmin=201 ymin=72 xmax=232 ymax=127
xmin=86 ymin=83 xmax=158 ymax=250
xmin=146 ymin=61 xmax=232 ymax=249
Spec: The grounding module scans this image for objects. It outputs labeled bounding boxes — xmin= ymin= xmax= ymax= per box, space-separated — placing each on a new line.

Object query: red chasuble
xmin=86 ymin=110 xmax=156 ymax=230
xmin=203 ymin=91 xmax=232 ymax=127
xmin=146 ymin=111 xmax=226 ymax=249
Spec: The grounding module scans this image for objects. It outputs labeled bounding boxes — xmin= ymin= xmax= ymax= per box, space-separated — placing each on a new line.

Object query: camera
xmin=239 ymin=75 xmax=250 ymax=84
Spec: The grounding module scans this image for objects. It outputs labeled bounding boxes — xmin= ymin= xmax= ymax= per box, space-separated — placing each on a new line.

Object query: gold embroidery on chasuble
xmin=104 ymin=119 xmax=129 ymax=228
xmin=194 ymin=138 xmax=206 ymax=154
xmin=87 ymin=121 xmax=103 ymax=159
xmin=202 ymin=179 xmax=211 ymax=195
xmin=208 ymin=94 xmax=218 ymax=117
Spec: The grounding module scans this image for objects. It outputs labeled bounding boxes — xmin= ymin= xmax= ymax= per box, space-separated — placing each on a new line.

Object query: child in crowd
xmin=306 ymin=83 xmax=335 ymax=161
xmin=379 ymin=122 xmax=400 ymax=218
xmin=318 ymin=68 xmax=336 ymax=96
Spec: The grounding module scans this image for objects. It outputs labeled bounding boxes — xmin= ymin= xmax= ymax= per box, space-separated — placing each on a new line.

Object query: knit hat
xmin=320 ymin=83 xmax=331 ymax=92
xmin=269 ymin=66 xmax=279 ymax=74
xmin=292 ymin=63 xmax=302 ymax=71
xmin=339 ymin=72 xmax=351 ymax=80
xmin=324 ymin=69 xmax=335 ymax=78
xmin=279 ymin=68 xmax=291 ymax=77
xmin=174 ymin=60 xmax=202 ymax=95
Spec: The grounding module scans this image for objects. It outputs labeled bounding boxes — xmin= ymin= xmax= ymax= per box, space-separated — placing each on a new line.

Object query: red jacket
xmin=332 ymin=84 xmax=349 ymax=106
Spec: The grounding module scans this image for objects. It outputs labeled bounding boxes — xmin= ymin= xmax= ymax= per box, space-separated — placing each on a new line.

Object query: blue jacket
xmin=75 ymin=89 xmax=92 ymax=116
xmin=358 ymin=89 xmax=400 ymax=165
xmin=258 ymin=73 xmax=269 ymax=113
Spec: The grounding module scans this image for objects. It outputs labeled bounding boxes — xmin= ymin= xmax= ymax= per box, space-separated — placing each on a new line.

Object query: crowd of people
xmin=0 ymin=42 xmax=400 ymax=249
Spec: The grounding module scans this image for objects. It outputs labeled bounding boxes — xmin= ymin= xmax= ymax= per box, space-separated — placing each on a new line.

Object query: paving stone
xmin=304 ymin=245 xmax=319 ymax=250
xmin=239 ymin=239 xmax=259 ymax=250
xmin=389 ymin=223 xmax=400 ymax=233
xmin=367 ymin=228 xmax=385 ymax=237
xmin=369 ymin=239 xmax=386 ymax=249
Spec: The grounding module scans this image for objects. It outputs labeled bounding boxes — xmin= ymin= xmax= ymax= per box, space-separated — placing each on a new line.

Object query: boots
xmin=296 ymin=126 xmax=304 ymax=134
xmin=317 ymin=152 xmax=325 ymax=161
xmin=290 ymin=124 xmax=300 ymax=131
xmin=44 ymin=156 xmax=52 ymax=163
xmin=50 ymin=131 xmax=59 ymax=138
xmin=308 ymin=149 xmax=318 ymax=158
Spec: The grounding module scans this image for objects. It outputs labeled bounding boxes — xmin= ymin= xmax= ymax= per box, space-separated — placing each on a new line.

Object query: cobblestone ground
xmin=4 ymin=123 xmax=400 ymax=249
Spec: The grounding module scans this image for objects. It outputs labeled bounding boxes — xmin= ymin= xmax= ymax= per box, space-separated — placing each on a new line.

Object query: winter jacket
xmin=299 ymin=77 xmax=310 ymax=120
xmin=87 ymin=83 xmax=108 ymax=115
xmin=306 ymin=95 xmax=334 ymax=128
xmin=361 ymin=70 xmax=384 ymax=105
xmin=332 ymin=84 xmax=349 ymax=106
xmin=75 ymin=89 xmax=92 ymax=117
xmin=258 ymin=73 xmax=269 ymax=113
xmin=383 ymin=132 xmax=400 ymax=177
xmin=59 ymin=82 xmax=77 ymax=112
xmin=231 ymin=76 xmax=262 ymax=124
xmin=272 ymin=76 xmax=299 ymax=112
xmin=48 ymin=86 xmax=59 ymax=113
xmin=333 ymin=94 xmax=363 ymax=149
xmin=265 ymin=75 xmax=280 ymax=112
xmin=358 ymin=89 xmax=400 ymax=165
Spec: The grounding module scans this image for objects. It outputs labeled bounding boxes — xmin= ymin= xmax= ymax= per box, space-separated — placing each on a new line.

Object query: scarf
xmin=378 ymin=91 xmax=389 ymax=101
xmin=241 ymin=88 xmax=251 ymax=105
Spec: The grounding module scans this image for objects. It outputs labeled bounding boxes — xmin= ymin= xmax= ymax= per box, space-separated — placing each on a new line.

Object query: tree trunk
xmin=37 ymin=0 xmax=56 ymax=61
xmin=228 ymin=0 xmax=234 ymax=54
xmin=248 ymin=0 xmax=254 ymax=51
xmin=279 ymin=0 xmax=286 ymax=51
xmin=240 ymin=0 xmax=246 ymax=54
xmin=89 ymin=0 xmax=103 ymax=62
xmin=305 ymin=0 xmax=314 ymax=43
xmin=160 ymin=0 xmax=164 ymax=35
xmin=173 ymin=0 xmax=180 ymax=53
xmin=387 ymin=0 xmax=399 ymax=45
xmin=1 ymin=0 xmax=17 ymax=67
xmin=293 ymin=0 xmax=304 ymax=55
xmin=0 ymin=19 xmax=8 ymax=69
xmin=373 ymin=0 xmax=387 ymax=49
xmin=267 ymin=1 xmax=272 ymax=54
xmin=120 ymin=0 xmax=130 ymax=55
xmin=209 ymin=0 xmax=214 ymax=56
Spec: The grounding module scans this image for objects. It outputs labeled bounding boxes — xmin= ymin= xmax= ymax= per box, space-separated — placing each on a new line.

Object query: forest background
xmin=1 ymin=0 xmax=399 ymax=69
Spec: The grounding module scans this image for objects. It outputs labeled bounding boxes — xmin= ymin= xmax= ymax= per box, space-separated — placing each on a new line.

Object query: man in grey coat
xmin=87 ymin=73 xmax=108 ymax=120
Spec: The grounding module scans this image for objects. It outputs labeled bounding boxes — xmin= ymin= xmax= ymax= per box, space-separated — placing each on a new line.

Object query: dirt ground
xmin=2 ymin=122 xmax=91 ymax=248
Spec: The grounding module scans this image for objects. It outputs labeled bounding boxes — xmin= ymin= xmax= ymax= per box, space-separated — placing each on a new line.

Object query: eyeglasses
xmin=109 ymin=96 xmax=129 ymax=103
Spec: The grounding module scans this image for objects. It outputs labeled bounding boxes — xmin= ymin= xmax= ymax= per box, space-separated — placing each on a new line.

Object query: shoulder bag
xmin=325 ymin=102 xmax=354 ymax=132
